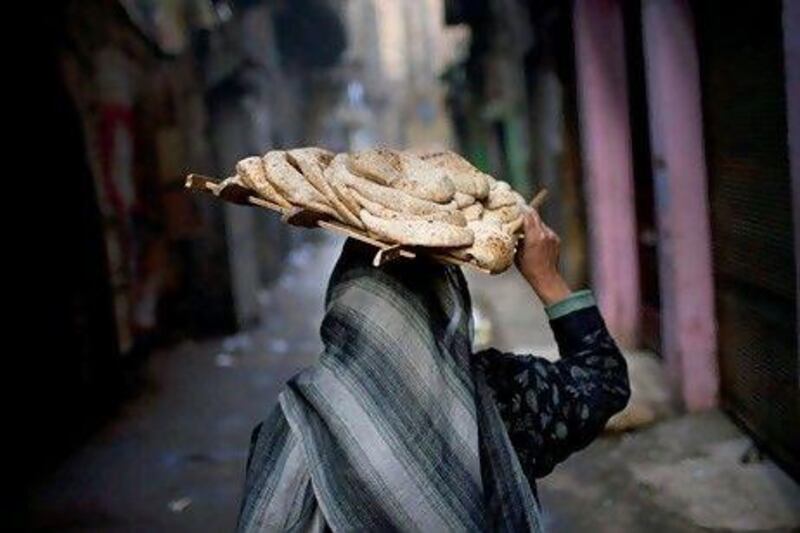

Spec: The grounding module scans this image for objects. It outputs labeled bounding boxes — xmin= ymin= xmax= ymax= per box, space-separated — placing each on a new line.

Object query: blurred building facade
xmin=35 ymin=0 xmax=798 ymax=488
xmin=337 ymin=0 xmax=464 ymax=149
xmin=36 ymin=0 xmax=348 ymax=477
xmin=35 ymin=0 xmax=462 ymax=480
xmin=444 ymin=0 xmax=798 ymax=478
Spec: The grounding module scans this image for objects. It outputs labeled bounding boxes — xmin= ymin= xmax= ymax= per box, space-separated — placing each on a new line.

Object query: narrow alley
xmin=26 ymin=0 xmax=800 ymax=530
xmin=29 ymin=236 xmax=800 ymax=532
xmin=28 ymin=233 xmax=336 ymax=531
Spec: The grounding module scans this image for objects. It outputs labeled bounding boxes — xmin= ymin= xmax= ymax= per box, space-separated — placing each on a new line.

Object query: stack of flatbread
xmin=225 ymin=147 xmax=529 ymax=273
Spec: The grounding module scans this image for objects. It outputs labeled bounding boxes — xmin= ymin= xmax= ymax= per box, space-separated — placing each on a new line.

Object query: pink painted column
xmin=573 ymin=0 xmax=641 ymax=347
xmin=642 ymin=0 xmax=718 ymax=410
xmin=783 ymin=1 xmax=800 ymax=386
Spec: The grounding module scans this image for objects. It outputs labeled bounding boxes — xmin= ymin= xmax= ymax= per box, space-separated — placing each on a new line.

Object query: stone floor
xmin=28 ymin=237 xmax=800 ymax=531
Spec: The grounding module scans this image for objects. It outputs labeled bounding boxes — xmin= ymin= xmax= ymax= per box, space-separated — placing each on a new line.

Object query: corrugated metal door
xmin=695 ymin=0 xmax=799 ymax=477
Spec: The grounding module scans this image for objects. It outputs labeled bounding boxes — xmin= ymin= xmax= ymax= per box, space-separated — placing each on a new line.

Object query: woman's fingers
xmin=527 ymin=207 xmax=544 ymax=230
xmin=521 ymin=207 xmax=563 ymax=258
xmin=523 ymin=212 xmax=535 ymax=241
xmin=523 ymin=208 xmax=545 ymax=243
xmin=543 ymin=224 xmax=559 ymax=242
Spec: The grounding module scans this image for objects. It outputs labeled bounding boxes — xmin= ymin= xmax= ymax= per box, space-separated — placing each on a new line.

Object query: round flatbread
xmin=486 ymin=187 xmax=519 ymax=209
xmin=287 ymin=148 xmax=363 ymax=228
xmin=482 ymin=204 xmax=522 ymax=224
xmin=236 ymin=156 xmax=291 ymax=208
xmin=359 ymin=210 xmax=474 ymax=248
xmin=349 ymin=187 xmax=467 ymax=227
xmin=262 ymin=151 xmax=338 ymax=217
xmin=451 ymin=220 xmax=515 ymax=273
xmin=348 ymin=149 xmax=456 ymax=203
xmin=417 ymin=150 xmax=491 ymax=199
xmin=454 ymin=192 xmax=476 ymax=208
xmin=331 ymin=154 xmax=459 ymax=216
xmin=462 ymin=203 xmax=484 ymax=222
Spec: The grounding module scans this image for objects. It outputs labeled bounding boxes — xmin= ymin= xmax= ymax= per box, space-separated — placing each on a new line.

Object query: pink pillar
xmin=573 ymin=0 xmax=641 ymax=347
xmin=784 ymin=1 xmax=800 ymax=385
xmin=642 ymin=0 xmax=718 ymax=410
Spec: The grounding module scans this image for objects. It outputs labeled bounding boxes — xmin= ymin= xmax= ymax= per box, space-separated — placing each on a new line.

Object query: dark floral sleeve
xmin=474 ymin=305 xmax=631 ymax=479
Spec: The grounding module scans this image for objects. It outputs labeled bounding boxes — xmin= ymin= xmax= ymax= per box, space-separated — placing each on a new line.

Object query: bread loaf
xmin=486 ymin=187 xmax=519 ymax=209
xmin=503 ymin=215 xmax=524 ymax=235
xmin=262 ymin=151 xmax=338 ymax=217
xmin=347 ymin=148 xmax=402 ymax=186
xmin=451 ymin=220 xmax=515 ymax=273
xmin=236 ymin=156 xmax=291 ymax=208
xmin=462 ymin=203 xmax=484 ymax=222
xmin=360 ymin=210 xmax=474 ymax=248
xmin=324 ymin=155 xmax=363 ymax=216
xmin=454 ymin=192 xmax=476 ymax=208
xmin=348 ymin=187 xmax=467 ymax=227
xmin=482 ymin=204 xmax=522 ymax=224
xmin=416 ymin=150 xmax=491 ymax=199
xmin=287 ymin=148 xmax=363 ymax=228
xmin=348 ymin=148 xmax=456 ymax=203
xmin=330 ymin=154 xmax=459 ymax=216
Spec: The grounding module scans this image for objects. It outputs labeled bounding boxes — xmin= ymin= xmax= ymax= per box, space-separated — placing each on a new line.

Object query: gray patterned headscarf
xmin=238 ymin=239 xmax=543 ymax=532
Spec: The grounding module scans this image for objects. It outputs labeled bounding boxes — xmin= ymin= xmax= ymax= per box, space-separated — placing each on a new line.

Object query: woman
xmin=238 ymin=208 xmax=630 ymax=532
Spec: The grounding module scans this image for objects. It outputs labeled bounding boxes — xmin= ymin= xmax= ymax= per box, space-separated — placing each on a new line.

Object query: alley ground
xmin=29 ymin=237 xmax=800 ymax=532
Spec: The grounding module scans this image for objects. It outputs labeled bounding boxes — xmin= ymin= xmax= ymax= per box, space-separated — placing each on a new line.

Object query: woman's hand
xmin=515 ymin=208 xmax=572 ymax=306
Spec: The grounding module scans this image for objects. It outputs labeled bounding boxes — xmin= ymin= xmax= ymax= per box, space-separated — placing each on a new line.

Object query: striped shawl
xmin=238 ymin=239 xmax=630 ymax=532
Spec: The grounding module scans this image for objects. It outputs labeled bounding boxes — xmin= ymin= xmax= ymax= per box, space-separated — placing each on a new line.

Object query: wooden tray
xmin=185 ymin=173 xmax=498 ymax=273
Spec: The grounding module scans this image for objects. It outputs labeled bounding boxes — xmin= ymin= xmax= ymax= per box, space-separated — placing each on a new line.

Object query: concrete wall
xmin=641 ymin=0 xmax=718 ymax=410
xmin=573 ymin=0 xmax=641 ymax=347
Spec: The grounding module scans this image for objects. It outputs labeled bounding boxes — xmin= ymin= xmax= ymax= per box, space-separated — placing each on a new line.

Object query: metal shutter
xmin=695 ymin=0 xmax=799 ymax=477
